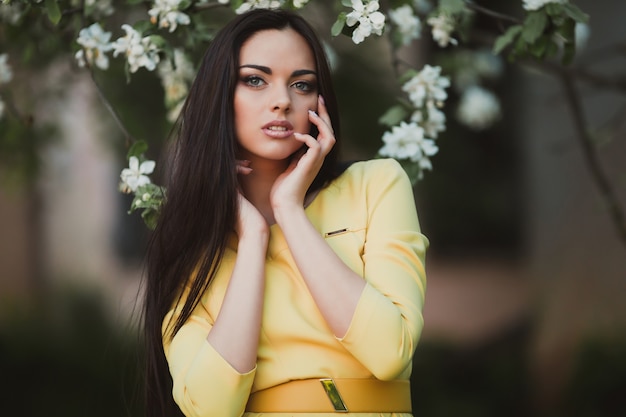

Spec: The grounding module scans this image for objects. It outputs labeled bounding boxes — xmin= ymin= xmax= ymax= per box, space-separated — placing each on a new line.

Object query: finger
xmin=236 ymin=159 xmax=253 ymax=175
xmin=237 ymin=166 xmax=253 ymax=175
xmin=308 ymin=110 xmax=331 ymax=136
xmin=294 ymin=132 xmax=322 ymax=153
xmin=317 ymin=95 xmax=332 ymax=130
xmin=307 ymin=110 xmax=335 ymax=153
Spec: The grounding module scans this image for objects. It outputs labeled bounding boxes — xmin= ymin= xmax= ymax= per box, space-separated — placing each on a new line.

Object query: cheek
xmin=293 ymin=95 xmax=317 ymax=121
xmin=234 ymin=94 xmax=252 ymax=131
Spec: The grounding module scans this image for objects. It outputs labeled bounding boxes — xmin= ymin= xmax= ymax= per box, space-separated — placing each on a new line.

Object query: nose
xmin=271 ymin=85 xmax=291 ymax=113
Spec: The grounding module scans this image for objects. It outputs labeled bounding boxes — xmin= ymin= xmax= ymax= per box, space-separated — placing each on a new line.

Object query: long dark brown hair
xmin=143 ymin=9 xmax=342 ymax=417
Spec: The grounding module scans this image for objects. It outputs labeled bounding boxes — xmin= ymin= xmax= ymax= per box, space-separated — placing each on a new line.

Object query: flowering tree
xmin=3 ymin=0 xmax=622 ymax=241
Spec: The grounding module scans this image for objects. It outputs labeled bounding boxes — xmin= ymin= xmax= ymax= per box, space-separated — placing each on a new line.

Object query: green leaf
xmin=522 ymin=11 xmax=548 ymax=43
xmin=562 ymin=3 xmax=589 ymax=23
xmin=544 ymin=40 xmax=559 ymax=58
xmin=341 ymin=0 xmax=353 ymax=8
xmin=398 ymin=69 xmax=418 ymax=84
xmin=127 ymin=140 xmax=149 ymax=159
xmin=557 ymin=18 xmax=575 ymax=42
xmin=133 ymin=20 xmax=153 ymax=35
xmin=528 ymin=36 xmax=548 ymax=58
xmin=44 ymin=0 xmax=62 ymax=25
xmin=142 ymin=208 xmax=159 ymax=230
xmin=331 ymin=13 xmax=346 ymax=37
xmin=510 ymin=33 xmax=528 ymax=61
xmin=493 ymin=25 xmax=522 ymax=55
xmin=179 ymin=0 xmax=193 ymax=10
xmin=544 ymin=3 xmax=562 ymax=17
xmin=149 ymin=34 xmax=167 ymax=48
xmin=378 ymin=105 xmax=409 ymax=127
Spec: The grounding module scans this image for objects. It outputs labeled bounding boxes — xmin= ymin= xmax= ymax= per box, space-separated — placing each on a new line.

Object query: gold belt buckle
xmin=319 ymin=378 xmax=348 ymax=412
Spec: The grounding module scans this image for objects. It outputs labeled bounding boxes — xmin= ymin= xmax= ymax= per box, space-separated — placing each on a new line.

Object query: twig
xmin=571 ymin=68 xmax=626 ymax=93
xmin=534 ymin=59 xmax=626 ymax=93
xmin=560 ymin=72 xmax=626 ymax=245
xmin=463 ymin=1 xmax=521 ymax=25
xmin=87 ymin=66 xmax=136 ymax=147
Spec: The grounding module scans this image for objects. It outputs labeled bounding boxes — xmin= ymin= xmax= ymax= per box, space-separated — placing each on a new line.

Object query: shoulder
xmin=337 ymin=158 xmax=409 ymax=189
xmin=321 ymin=159 xmax=412 ymax=208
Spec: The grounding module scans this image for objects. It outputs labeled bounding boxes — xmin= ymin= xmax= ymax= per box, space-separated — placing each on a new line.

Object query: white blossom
xmin=402 ymin=64 xmax=450 ymax=109
xmin=112 ymin=24 xmax=161 ymax=73
xmin=0 ymin=53 xmax=12 ymax=84
xmin=345 ymin=0 xmax=386 ymax=44
xmin=167 ymin=100 xmax=185 ymax=123
xmin=148 ymin=0 xmax=191 ymax=33
xmin=157 ymin=48 xmax=195 ymax=119
xmin=85 ymin=0 xmax=114 ymax=18
xmin=427 ymin=12 xmax=457 ymax=47
xmin=293 ymin=0 xmax=309 ymax=8
xmin=389 ymin=5 xmax=422 ymax=46
xmin=379 ymin=121 xmax=438 ymax=170
xmin=411 ymin=101 xmax=446 ymax=139
xmin=0 ymin=2 xmax=23 ymax=25
xmin=235 ymin=0 xmax=283 ymax=15
xmin=323 ymin=42 xmax=339 ymax=72
xmin=456 ymin=86 xmax=501 ymax=130
xmin=158 ymin=49 xmax=194 ymax=92
xmin=522 ymin=0 xmax=567 ymax=11
xmin=75 ymin=23 xmax=113 ymax=70
xmin=120 ymin=156 xmax=156 ymax=193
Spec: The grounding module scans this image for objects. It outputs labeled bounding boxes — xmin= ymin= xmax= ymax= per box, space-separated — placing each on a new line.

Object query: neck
xmin=238 ymin=158 xmax=289 ymax=225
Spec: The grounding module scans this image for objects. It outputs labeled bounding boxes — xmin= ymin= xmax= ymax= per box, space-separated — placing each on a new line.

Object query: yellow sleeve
xmin=162 ymin=264 xmax=256 ymax=417
xmin=338 ymin=158 xmax=428 ymax=380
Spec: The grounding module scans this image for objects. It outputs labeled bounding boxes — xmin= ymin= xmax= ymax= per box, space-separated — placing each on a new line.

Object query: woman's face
xmin=234 ymin=28 xmax=318 ymax=163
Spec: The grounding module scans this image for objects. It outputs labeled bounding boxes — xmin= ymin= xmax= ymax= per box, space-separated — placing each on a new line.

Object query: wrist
xmin=238 ymin=225 xmax=270 ymax=246
xmin=273 ymin=203 xmax=306 ymax=227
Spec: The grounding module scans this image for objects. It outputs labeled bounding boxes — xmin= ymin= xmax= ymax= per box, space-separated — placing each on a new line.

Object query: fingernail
xmin=319 ymin=95 xmax=325 ymax=105
xmin=308 ymin=109 xmax=318 ymax=117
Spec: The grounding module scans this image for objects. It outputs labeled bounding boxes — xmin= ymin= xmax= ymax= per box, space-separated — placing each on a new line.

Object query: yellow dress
xmin=163 ymin=159 xmax=429 ymax=417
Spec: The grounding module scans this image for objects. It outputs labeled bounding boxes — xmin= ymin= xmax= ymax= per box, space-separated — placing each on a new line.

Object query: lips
xmin=262 ymin=120 xmax=294 ymax=139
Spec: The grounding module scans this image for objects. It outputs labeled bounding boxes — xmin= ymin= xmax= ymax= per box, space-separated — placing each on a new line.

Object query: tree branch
xmin=533 ymin=59 xmax=626 ymax=94
xmin=87 ymin=67 xmax=136 ymax=147
xmin=463 ymin=1 xmax=521 ymax=25
xmin=559 ymin=72 xmax=626 ymax=245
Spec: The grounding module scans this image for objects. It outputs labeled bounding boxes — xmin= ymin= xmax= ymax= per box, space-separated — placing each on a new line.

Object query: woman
xmin=144 ymin=8 xmax=428 ymax=417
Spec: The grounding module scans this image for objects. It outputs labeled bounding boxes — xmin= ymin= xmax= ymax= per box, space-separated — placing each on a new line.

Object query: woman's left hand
xmin=270 ymin=95 xmax=335 ymax=212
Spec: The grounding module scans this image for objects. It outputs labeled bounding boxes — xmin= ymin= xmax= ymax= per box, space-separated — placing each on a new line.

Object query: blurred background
xmin=1 ymin=0 xmax=625 ymax=416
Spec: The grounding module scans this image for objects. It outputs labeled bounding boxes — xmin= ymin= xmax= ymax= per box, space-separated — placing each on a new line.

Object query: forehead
xmin=239 ymin=28 xmax=315 ymax=70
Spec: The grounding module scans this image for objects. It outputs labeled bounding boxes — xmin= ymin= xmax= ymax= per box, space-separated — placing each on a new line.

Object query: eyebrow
xmin=239 ymin=64 xmax=317 ymax=77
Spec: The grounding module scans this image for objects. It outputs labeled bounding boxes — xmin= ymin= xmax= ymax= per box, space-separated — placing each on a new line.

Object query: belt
xmin=245 ymin=378 xmax=412 ymax=413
